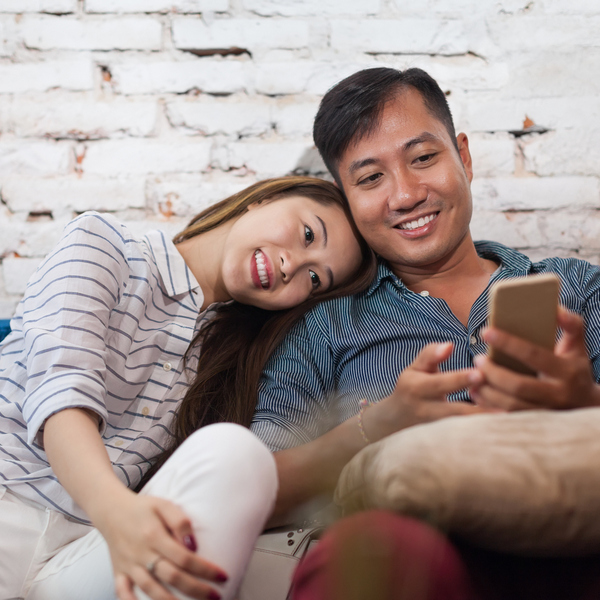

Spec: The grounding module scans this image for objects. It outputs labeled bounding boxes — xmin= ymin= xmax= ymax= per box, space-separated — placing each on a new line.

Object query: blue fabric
xmin=251 ymin=241 xmax=600 ymax=451
xmin=0 ymin=319 xmax=10 ymax=343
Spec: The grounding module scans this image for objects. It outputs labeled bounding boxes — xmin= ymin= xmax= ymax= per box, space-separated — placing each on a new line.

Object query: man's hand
xmin=471 ymin=307 xmax=600 ymax=411
xmin=364 ymin=341 xmax=488 ymax=442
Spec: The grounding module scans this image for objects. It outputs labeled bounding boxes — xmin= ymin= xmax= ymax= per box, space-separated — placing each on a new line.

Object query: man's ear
xmin=456 ymin=132 xmax=473 ymax=183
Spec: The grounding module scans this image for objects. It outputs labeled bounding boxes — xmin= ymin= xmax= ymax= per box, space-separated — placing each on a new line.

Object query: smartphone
xmin=487 ymin=273 xmax=560 ymax=375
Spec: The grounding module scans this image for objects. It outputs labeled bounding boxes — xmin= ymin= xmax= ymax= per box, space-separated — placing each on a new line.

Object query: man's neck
xmin=390 ymin=235 xmax=498 ymax=327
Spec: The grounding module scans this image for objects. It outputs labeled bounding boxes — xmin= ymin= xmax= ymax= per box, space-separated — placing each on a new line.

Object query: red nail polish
xmin=208 ymin=592 xmax=221 ymax=600
xmin=216 ymin=572 xmax=228 ymax=583
xmin=183 ymin=534 xmax=197 ymax=552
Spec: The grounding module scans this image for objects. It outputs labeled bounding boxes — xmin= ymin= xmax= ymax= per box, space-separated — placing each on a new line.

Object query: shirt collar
xmin=143 ymin=230 xmax=202 ymax=299
xmin=365 ymin=240 xmax=533 ymax=296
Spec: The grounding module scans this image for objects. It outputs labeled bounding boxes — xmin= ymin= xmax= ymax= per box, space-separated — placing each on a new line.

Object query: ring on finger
xmin=146 ymin=556 xmax=161 ymax=577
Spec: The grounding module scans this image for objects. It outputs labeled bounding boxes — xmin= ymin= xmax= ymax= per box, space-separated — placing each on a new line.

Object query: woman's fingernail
xmin=183 ymin=534 xmax=197 ymax=552
xmin=216 ymin=572 xmax=228 ymax=583
xmin=208 ymin=592 xmax=222 ymax=600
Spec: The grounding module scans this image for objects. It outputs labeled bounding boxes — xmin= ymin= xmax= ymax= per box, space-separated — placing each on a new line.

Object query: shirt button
xmin=142 ymin=407 xmax=150 ymax=416
xmin=163 ymin=362 xmax=172 ymax=371
xmin=470 ymin=335 xmax=477 ymax=345
xmin=420 ymin=290 xmax=430 ymax=297
xmin=114 ymin=440 xmax=123 ymax=447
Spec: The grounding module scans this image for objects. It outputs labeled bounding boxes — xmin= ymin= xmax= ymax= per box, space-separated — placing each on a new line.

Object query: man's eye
xmin=304 ymin=225 xmax=314 ymax=244
xmin=358 ymin=173 xmax=382 ymax=185
xmin=416 ymin=153 xmax=435 ymax=163
xmin=309 ymin=270 xmax=321 ymax=290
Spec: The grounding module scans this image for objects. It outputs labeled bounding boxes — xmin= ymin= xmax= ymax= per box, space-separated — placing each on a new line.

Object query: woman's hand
xmin=95 ymin=489 xmax=227 ymax=600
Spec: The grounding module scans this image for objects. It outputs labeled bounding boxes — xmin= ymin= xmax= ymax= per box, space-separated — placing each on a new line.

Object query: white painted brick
xmin=506 ymin=50 xmax=600 ymax=97
xmin=224 ymin=140 xmax=314 ymax=178
xmin=465 ymin=95 xmax=600 ymax=133
xmin=0 ymin=298 xmax=18 ymax=320
xmin=0 ymin=16 xmax=19 ymax=57
xmin=391 ymin=0 xmax=486 ymax=16
xmin=0 ymin=59 xmax=93 ymax=93
xmin=112 ymin=59 xmax=250 ymax=95
xmin=243 ymin=0 xmax=380 ymax=17
xmin=1 ymin=176 xmax=146 ymax=215
xmin=255 ymin=61 xmax=316 ymax=95
xmin=3 ymin=257 xmax=44 ymax=295
xmin=83 ymin=139 xmax=212 ymax=175
xmin=471 ymin=177 xmax=600 ymax=211
xmin=0 ymin=141 xmax=73 ymax=176
xmin=21 ymin=16 xmax=162 ymax=51
xmin=488 ymin=16 xmax=600 ymax=52
xmin=85 ymin=0 xmax=228 ymax=12
xmin=0 ymin=0 xmax=75 ymax=12
xmin=172 ymin=18 xmax=309 ymax=52
xmin=536 ymin=0 xmax=600 ymax=14
xmin=8 ymin=97 xmax=158 ymax=139
xmin=147 ymin=173 xmax=255 ymax=217
xmin=166 ymin=96 xmax=272 ymax=136
xmin=331 ymin=19 xmax=469 ymax=55
xmin=273 ymin=98 xmax=319 ymax=137
xmin=468 ymin=134 xmax=515 ymax=178
xmin=523 ymin=129 xmax=600 ymax=177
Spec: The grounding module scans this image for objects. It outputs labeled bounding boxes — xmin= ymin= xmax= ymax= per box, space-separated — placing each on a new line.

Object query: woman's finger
xmin=152 ymin=558 xmax=223 ymax=600
xmin=153 ymin=498 xmax=197 ymax=551
xmin=134 ymin=563 xmax=180 ymax=600
xmin=115 ymin=573 xmax=138 ymax=600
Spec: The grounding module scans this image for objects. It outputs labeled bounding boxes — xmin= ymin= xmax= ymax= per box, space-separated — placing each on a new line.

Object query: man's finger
xmin=483 ymin=327 xmax=562 ymax=377
xmin=409 ymin=342 xmax=453 ymax=374
xmin=472 ymin=383 xmax=541 ymax=412
xmin=473 ymin=354 xmax=558 ymax=405
xmin=556 ymin=307 xmax=587 ymax=356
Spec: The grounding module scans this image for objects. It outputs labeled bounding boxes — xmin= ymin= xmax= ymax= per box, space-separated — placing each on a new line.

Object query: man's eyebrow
xmin=347 ymin=132 xmax=442 ymax=175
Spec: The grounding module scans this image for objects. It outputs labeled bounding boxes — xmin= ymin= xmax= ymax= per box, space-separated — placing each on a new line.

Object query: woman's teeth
xmin=255 ymin=250 xmax=269 ymax=288
xmin=398 ymin=213 xmax=437 ymax=231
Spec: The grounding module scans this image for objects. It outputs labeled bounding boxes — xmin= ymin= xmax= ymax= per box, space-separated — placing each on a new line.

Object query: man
xmin=250 ymin=67 xmax=600 ymax=599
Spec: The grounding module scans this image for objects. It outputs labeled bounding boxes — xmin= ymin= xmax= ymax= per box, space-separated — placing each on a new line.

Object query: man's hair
xmin=313 ymin=67 xmax=458 ymax=185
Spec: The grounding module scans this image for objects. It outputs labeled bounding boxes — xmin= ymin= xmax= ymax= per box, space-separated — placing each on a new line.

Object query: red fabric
xmin=291 ymin=511 xmax=600 ymax=600
xmin=291 ymin=511 xmax=476 ymax=600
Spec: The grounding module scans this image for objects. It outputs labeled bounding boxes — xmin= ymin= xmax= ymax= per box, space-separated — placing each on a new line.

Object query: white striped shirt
xmin=0 ymin=212 xmax=207 ymax=523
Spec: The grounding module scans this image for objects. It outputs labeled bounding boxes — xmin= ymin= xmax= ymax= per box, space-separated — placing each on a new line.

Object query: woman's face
xmin=221 ymin=195 xmax=363 ymax=310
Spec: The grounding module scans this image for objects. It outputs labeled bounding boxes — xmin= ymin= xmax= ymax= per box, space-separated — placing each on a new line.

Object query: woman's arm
xmin=43 ymin=407 xmax=227 ymax=600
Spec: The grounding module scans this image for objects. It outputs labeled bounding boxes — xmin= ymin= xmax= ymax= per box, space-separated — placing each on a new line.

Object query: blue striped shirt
xmin=251 ymin=241 xmax=600 ymax=451
xmin=0 ymin=212 xmax=208 ymax=523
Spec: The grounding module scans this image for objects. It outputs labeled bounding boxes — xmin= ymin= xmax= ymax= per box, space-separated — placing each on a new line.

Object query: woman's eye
xmin=304 ymin=225 xmax=314 ymax=244
xmin=309 ymin=270 xmax=321 ymax=290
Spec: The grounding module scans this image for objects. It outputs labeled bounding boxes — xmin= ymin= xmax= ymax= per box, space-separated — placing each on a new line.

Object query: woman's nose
xmin=280 ymin=251 xmax=301 ymax=282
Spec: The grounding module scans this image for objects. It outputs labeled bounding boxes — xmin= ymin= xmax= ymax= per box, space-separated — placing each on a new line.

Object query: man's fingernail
xmin=183 ymin=534 xmax=197 ymax=552
xmin=468 ymin=370 xmax=482 ymax=384
xmin=216 ymin=572 xmax=229 ymax=583
xmin=473 ymin=355 xmax=485 ymax=367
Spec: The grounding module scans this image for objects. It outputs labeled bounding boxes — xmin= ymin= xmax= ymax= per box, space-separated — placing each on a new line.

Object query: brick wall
xmin=0 ymin=0 xmax=599 ymax=316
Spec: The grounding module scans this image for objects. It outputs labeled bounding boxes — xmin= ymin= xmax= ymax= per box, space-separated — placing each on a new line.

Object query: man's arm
xmin=269 ymin=342 xmax=486 ymax=524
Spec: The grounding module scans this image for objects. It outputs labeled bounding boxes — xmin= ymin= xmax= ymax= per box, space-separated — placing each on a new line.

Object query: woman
xmin=0 ymin=177 xmax=375 ymax=600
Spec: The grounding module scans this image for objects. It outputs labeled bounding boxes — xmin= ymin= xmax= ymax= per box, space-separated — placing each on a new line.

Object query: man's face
xmin=337 ymin=88 xmax=474 ymax=275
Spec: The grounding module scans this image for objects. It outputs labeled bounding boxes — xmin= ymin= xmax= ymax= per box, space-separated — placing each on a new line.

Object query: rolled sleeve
xmin=20 ymin=213 xmax=131 ymax=445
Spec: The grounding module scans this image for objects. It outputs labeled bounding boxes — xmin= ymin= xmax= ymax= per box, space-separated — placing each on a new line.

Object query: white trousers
xmin=0 ymin=423 xmax=278 ymax=600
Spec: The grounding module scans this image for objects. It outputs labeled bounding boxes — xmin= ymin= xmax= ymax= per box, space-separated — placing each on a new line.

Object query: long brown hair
xmin=140 ymin=177 xmax=376 ymax=486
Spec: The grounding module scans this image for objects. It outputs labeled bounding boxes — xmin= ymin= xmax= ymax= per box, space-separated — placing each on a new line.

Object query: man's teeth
xmin=255 ymin=250 xmax=269 ymax=287
xmin=398 ymin=213 xmax=437 ymax=231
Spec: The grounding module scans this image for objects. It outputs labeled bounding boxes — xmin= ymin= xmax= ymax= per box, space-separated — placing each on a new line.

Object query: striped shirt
xmin=251 ymin=241 xmax=600 ymax=451
xmin=0 ymin=212 xmax=207 ymax=523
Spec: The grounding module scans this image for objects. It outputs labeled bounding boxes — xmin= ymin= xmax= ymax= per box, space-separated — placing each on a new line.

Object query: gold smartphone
xmin=488 ymin=273 xmax=560 ymax=375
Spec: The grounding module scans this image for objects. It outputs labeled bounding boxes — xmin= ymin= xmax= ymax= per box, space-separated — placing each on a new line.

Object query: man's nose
xmin=388 ymin=169 xmax=427 ymax=212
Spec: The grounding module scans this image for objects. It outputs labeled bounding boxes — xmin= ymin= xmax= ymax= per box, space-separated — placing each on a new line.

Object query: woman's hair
xmin=139 ymin=176 xmax=376 ymax=487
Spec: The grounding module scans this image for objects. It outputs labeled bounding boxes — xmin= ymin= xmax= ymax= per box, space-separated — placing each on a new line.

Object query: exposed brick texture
xmin=0 ymin=1 xmax=598 ymax=315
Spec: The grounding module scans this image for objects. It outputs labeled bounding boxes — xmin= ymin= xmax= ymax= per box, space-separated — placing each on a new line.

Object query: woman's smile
xmin=252 ymin=249 xmax=273 ymax=290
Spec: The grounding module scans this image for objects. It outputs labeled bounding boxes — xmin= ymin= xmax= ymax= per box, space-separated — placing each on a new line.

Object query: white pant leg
xmin=28 ymin=423 xmax=278 ymax=600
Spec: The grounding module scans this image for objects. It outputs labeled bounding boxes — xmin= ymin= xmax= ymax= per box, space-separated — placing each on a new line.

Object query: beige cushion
xmin=335 ymin=408 xmax=600 ymax=556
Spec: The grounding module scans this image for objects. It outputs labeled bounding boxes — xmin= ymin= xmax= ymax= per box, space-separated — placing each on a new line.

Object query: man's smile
xmin=396 ymin=211 xmax=439 ymax=231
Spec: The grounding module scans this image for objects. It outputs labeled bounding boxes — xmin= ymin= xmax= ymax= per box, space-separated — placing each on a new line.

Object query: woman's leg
xmin=290 ymin=511 xmax=476 ymax=600
xmin=28 ymin=423 xmax=278 ymax=600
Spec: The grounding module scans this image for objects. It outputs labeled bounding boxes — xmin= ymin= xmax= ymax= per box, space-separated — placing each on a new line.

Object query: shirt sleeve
xmin=579 ymin=264 xmax=600 ymax=383
xmin=18 ymin=212 xmax=132 ymax=446
xmin=250 ymin=310 xmax=339 ymax=452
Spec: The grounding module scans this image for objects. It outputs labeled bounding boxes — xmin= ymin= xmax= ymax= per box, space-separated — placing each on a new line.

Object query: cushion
xmin=334 ymin=408 xmax=600 ymax=556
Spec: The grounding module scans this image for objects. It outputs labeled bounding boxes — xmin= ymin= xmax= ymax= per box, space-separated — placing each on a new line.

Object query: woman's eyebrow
xmin=317 ymin=215 xmax=328 ymax=246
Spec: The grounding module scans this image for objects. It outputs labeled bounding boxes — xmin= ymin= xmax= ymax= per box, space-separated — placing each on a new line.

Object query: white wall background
xmin=0 ymin=0 xmax=599 ymax=317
